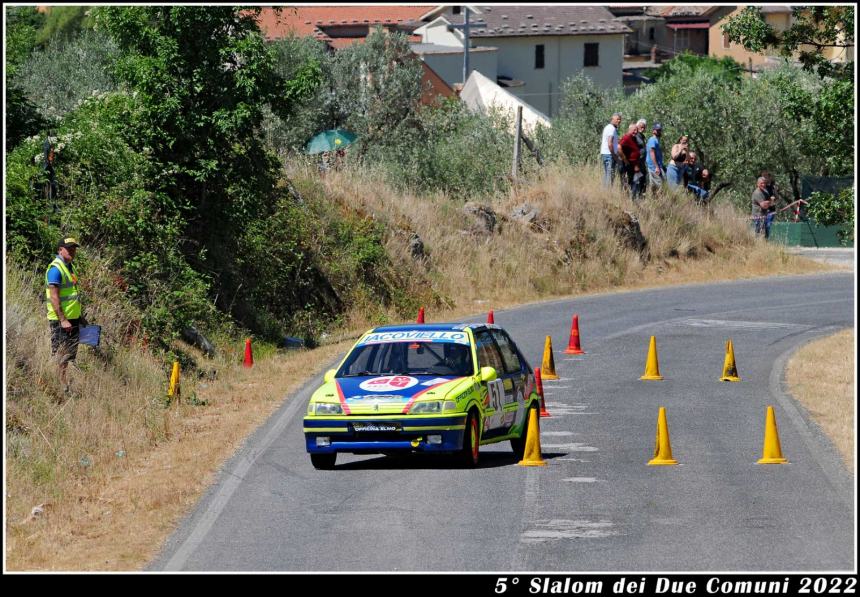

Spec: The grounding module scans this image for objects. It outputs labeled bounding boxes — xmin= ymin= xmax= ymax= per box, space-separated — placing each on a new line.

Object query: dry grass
xmin=785 ymin=329 xmax=855 ymax=473
xmin=5 ymin=164 xmax=836 ymax=571
xmin=318 ymin=162 xmax=825 ymax=323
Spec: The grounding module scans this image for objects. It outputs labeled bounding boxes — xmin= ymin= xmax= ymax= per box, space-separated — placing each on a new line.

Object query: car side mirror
xmin=480 ymin=366 xmax=497 ymax=382
xmin=324 ymin=369 xmax=336 ymax=383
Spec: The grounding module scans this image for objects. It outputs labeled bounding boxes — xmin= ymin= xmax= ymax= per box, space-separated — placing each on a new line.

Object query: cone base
xmin=541 ymin=372 xmax=560 ymax=380
xmin=720 ymin=376 xmax=741 ymax=382
xmin=517 ymin=459 xmax=547 ymax=467
xmin=564 ymin=348 xmax=585 ymax=355
xmin=539 ymin=411 xmax=552 ymax=418
xmin=756 ymin=457 xmax=788 ymax=464
xmin=647 ymin=458 xmax=678 ymax=466
xmin=640 ymin=374 xmax=663 ymax=381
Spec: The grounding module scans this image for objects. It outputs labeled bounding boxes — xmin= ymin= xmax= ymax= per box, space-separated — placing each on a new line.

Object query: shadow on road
xmin=332 ymin=450 xmax=568 ymax=470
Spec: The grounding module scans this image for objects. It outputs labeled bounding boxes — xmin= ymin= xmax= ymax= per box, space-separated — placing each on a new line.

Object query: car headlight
xmin=409 ymin=400 xmax=443 ymax=414
xmin=313 ymin=402 xmax=343 ymax=415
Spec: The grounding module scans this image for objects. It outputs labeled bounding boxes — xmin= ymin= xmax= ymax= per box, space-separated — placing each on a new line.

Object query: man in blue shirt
xmin=645 ymin=123 xmax=665 ymax=193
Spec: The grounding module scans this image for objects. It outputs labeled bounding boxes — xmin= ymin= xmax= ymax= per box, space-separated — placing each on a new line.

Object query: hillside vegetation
xmin=4 ymin=6 xmax=847 ymax=569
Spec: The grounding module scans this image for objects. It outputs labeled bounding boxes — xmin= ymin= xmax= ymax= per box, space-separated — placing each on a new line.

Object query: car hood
xmin=334 ymin=375 xmax=468 ymax=415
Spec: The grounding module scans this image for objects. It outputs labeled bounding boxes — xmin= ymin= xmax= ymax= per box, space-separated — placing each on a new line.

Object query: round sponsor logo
xmin=359 ymin=376 xmax=419 ymax=392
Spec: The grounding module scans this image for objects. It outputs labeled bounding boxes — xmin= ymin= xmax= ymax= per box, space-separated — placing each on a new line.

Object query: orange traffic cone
xmin=243 ymin=338 xmax=254 ymax=368
xmin=534 ymin=367 xmax=551 ymax=417
xmin=487 ymin=310 xmax=495 ymax=324
xmin=647 ymin=406 xmax=678 ymax=465
xmin=541 ymin=335 xmax=560 ymax=380
xmin=719 ymin=339 xmax=741 ymax=382
xmin=757 ymin=406 xmax=788 ymax=464
xmin=167 ymin=361 xmax=181 ymax=400
xmin=517 ymin=406 xmax=547 ymax=467
xmin=417 ymin=307 xmax=425 ymax=323
xmin=640 ymin=335 xmax=663 ymax=380
xmin=564 ymin=314 xmax=585 ymax=355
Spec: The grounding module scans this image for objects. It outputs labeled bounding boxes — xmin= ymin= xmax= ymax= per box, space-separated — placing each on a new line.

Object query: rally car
xmin=303 ymin=323 xmax=540 ymax=469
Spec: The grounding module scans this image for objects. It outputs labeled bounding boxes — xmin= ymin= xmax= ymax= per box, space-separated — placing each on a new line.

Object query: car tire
xmin=310 ymin=452 xmax=337 ymax=470
xmin=511 ymin=403 xmax=537 ymax=459
xmin=459 ymin=411 xmax=480 ymax=468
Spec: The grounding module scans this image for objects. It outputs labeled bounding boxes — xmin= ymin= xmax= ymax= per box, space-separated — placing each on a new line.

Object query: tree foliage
xmin=722 ymin=6 xmax=854 ymax=80
xmin=806 ymin=188 xmax=855 ymax=245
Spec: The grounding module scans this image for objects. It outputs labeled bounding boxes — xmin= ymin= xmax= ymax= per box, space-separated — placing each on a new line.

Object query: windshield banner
xmin=358 ymin=331 xmax=469 ymax=346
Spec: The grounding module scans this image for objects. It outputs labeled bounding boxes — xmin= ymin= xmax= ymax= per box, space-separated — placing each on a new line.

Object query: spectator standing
xmin=600 ymin=113 xmax=622 ymax=187
xmin=619 ymin=123 xmax=643 ymax=200
xmin=666 ymin=135 xmax=689 ymax=189
xmin=683 ymin=152 xmax=710 ymax=202
xmin=46 ymin=237 xmax=82 ymax=395
xmin=645 ymin=123 xmax=665 ymax=192
xmin=634 ymin=119 xmax=648 ymax=198
xmin=752 ymin=176 xmax=778 ymax=238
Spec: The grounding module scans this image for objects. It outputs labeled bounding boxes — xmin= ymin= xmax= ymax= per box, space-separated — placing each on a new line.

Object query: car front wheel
xmin=459 ymin=412 xmax=480 ymax=468
xmin=310 ymin=452 xmax=337 ymax=470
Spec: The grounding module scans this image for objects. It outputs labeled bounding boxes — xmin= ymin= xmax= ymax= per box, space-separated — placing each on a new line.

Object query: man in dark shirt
xmin=683 ymin=152 xmax=711 ymax=203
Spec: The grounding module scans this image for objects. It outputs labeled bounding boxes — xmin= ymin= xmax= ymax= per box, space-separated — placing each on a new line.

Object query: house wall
xmin=421 ymin=19 xmax=463 ymax=46
xmin=486 ymin=35 xmax=624 ymax=117
xmin=709 ymin=7 xmax=793 ymax=68
xmin=419 ymin=49 xmax=499 ymax=87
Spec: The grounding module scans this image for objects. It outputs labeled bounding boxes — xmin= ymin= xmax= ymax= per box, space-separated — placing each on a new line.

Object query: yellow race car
xmin=304 ymin=323 xmax=540 ymax=469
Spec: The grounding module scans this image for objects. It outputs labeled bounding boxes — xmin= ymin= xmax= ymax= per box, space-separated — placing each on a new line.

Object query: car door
xmin=490 ymin=329 xmax=529 ymax=433
xmin=473 ymin=329 xmax=508 ymax=437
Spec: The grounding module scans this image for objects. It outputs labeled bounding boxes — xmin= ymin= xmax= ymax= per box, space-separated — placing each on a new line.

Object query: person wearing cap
xmin=645 ymin=123 xmax=666 ymax=192
xmin=46 ymin=237 xmax=82 ymax=394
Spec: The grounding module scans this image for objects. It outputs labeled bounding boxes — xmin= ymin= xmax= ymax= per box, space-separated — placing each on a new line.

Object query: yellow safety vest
xmin=45 ymin=257 xmax=81 ymax=321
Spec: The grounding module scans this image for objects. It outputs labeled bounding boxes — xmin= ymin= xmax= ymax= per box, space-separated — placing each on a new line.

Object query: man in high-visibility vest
xmin=46 ymin=237 xmax=82 ymax=394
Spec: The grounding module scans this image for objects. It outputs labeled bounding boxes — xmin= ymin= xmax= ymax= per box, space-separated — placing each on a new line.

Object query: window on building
xmin=723 ymin=32 xmax=731 ymax=49
xmin=649 ymin=27 xmax=655 ymax=41
xmin=535 ymin=44 xmax=545 ymax=69
xmin=584 ymin=42 xmax=599 ymax=67
xmin=452 ymin=6 xmax=461 ymax=15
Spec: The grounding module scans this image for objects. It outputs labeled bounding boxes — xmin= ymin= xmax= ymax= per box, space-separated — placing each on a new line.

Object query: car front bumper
xmin=303 ymin=414 xmax=468 ymax=454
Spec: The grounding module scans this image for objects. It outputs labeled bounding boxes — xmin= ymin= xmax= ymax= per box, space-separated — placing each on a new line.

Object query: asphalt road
xmin=152 ymin=272 xmax=855 ymax=572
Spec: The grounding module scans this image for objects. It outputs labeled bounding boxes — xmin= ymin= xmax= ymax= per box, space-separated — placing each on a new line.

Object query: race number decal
xmin=359 ymin=376 xmax=419 ymax=392
xmin=487 ymin=379 xmax=504 ymax=411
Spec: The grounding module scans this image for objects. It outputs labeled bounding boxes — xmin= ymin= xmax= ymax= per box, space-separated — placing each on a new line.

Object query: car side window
xmin=474 ymin=330 xmax=505 ymax=373
xmin=490 ymin=330 xmax=524 ymax=374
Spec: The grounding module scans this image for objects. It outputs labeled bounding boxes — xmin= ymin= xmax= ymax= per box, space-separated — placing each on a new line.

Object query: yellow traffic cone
xmin=647 ymin=406 xmax=678 ymax=465
xmin=719 ymin=339 xmax=741 ymax=382
xmin=640 ymin=335 xmax=663 ymax=380
xmin=541 ymin=335 xmax=559 ymax=380
xmin=167 ymin=361 xmax=181 ymax=400
xmin=757 ymin=405 xmax=788 ymax=464
xmin=517 ymin=407 xmax=547 ymax=467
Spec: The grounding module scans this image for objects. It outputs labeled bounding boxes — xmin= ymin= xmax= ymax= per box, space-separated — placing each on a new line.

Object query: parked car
xmin=303 ymin=323 xmax=540 ymax=469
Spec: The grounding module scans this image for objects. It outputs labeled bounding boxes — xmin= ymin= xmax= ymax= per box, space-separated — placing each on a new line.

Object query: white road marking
xmin=542 ymin=443 xmax=599 ymax=451
xmin=561 ymin=477 xmax=599 ymax=483
xmin=542 ymin=431 xmax=576 ymax=436
xmin=520 ymin=519 xmax=618 ymax=542
xmin=672 ymin=318 xmax=806 ymax=330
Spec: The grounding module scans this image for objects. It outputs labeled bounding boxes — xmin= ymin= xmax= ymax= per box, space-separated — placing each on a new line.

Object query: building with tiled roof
xmin=414 ymin=6 xmax=631 ymax=116
xmin=256 ymin=6 xmax=456 ymax=106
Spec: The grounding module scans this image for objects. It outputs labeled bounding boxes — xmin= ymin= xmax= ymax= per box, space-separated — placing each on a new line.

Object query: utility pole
xmin=448 ymin=6 xmax=483 ymax=85
xmin=511 ymin=105 xmax=523 ymax=181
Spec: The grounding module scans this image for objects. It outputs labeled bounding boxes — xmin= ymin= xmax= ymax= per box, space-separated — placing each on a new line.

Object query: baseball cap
xmin=652 ymin=123 xmax=663 ymax=131
xmin=59 ymin=237 xmax=80 ymax=249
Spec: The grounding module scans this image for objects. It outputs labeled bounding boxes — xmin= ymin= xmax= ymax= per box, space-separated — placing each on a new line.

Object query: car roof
xmin=369 ymin=323 xmax=499 ymax=333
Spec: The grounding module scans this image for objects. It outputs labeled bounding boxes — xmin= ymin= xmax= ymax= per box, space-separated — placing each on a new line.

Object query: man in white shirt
xmin=600 ymin=113 xmax=622 ymax=187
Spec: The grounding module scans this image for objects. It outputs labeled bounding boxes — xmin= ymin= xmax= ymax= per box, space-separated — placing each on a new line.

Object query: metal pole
xmin=512 ymin=105 xmax=523 ymax=180
xmin=463 ymin=6 xmax=470 ymax=84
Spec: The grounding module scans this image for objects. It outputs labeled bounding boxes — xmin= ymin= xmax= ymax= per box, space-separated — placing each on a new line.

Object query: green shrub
xmin=807 ymin=188 xmax=855 ymax=245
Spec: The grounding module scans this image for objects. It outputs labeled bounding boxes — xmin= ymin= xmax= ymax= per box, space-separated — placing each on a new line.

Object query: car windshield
xmin=338 ymin=340 xmax=474 ymax=377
